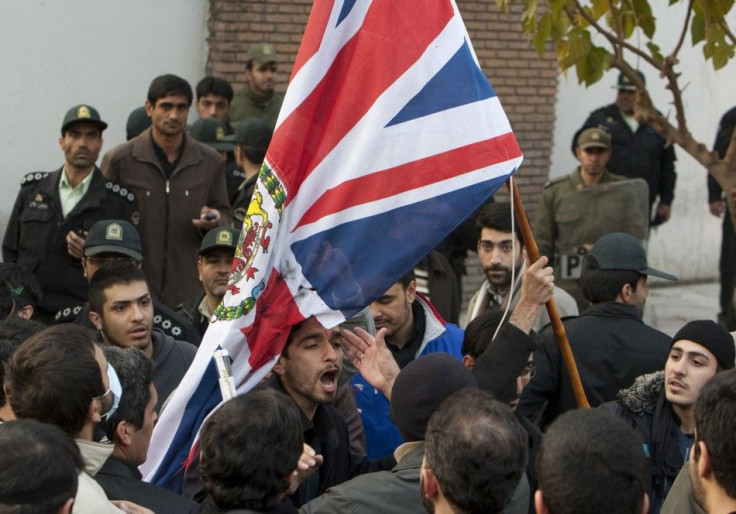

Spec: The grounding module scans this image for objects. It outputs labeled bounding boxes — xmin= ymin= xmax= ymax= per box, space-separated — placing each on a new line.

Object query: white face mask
xmin=100 ymin=363 xmax=122 ymax=422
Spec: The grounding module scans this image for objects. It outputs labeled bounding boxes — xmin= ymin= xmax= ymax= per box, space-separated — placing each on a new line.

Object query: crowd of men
xmin=0 ymin=44 xmax=735 ymax=514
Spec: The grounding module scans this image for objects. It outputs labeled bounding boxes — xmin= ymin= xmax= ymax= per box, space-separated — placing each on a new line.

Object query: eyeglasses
xmin=520 ymin=364 xmax=536 ymax=380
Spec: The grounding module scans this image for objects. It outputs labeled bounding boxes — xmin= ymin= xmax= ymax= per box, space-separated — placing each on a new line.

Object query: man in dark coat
xmin=2 ymin=104 xmax=139 ymax=322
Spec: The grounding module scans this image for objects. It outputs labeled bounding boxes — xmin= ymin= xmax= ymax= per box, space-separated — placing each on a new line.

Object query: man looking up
xmin=176 ymin=227 xmax=239 ymax=337
xmin=466 ymin=202 xmax=578 ymax=330
xmin=88 ymin=261 xmax=197 ymax=411
xmin=2 ymin=105 xmax=138 ymax=322
xmin=102 ymin=74 xmax=232 ymax=307
xmin=603 ymin=319 xmax=735 ymax=513
xmin=230 ymin=43 xmax=284 ymax=127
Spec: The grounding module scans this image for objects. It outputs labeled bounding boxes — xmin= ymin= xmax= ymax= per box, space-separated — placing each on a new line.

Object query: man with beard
xmin=466 ymin=203 xmax=578 ymax=331
xmin=602 ymin=320 xmax=734 ymax=514
xmin=176 ymin=227 xmax=239 ymax=337
xmin=88 ymin=261 xmax=197 ymax=412
xmin=229 ymin=43 xmax=284 ymax=127
xmin=2 ymin=105 xmax=139 ymax=323
xmin=688 ymin=368 xmax=736 ymax=513
xmin=519 ymin=232 xmax=675 ymax=428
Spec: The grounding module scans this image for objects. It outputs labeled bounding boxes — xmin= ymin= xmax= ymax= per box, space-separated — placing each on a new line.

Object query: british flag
xmin=142 ymin=0 xmax=523 ymax=488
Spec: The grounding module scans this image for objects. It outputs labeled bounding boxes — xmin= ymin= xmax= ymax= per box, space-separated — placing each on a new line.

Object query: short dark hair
xmin=400 ymin=269 xmax=416 ymax=289
xmin=424 ymin=388 xmax=527 ymax=514
xmin=476 ymin=202 xmax=523 ymax=245
xmin=462 ymin=308 xmax=507 ymax=358
xmin=0 ymin=419 xmax=83 ymax=513
xmin=0 ymin=318 xmax=45 ymax=408
xmin=89 ymin=261 xmax=150 ymax=316
xmin=199 ymin=388 xmax=303 ymax=511
xmin=694 ymin=368 xmax=736 ymax=498
xmin=100 ymin=346 xmax=153 ymax=442
xmin=196 ymin=76 xmax=234 ymax=102
xmin=5 ymin=325 xmax=105 ymax=436
xmin=537 ymin=409 xmax=646 ymax=514
xmin=579 ymin=255 xmax=641 ymax=303
xmin=147 ymin=74 xmax=193 ymax=106
xmin=0 ymin=263 xmax=43 ymax=316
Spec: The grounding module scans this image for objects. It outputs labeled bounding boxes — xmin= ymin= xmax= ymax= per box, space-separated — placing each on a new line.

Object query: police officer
xmin=574 ymin=71 xmax=677 ymax=226
xmin=2 ymin=105 xmax=139 ymax=323
xmin=229 ymin=42 xmax=284 ymax=127
xmin=175 ymin=226 xmax=240 ymax=338
xmin=534 ymin=128 xmax=648 ymax=310
xmin=54 ymin=219 xmax=202 ymax=346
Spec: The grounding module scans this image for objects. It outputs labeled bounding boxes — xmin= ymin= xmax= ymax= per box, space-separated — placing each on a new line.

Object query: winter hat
xmin=390 ymin=353 xmax=477 ymax=442
xmin=672 ymin=320 xmax=735 ymax=370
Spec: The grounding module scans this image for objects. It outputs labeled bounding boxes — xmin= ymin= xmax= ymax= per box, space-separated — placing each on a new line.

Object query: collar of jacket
xmin=131 ymin=127 xmax=204 ymax=177
xmin=581 ymin=301 xmax=643 ymax=322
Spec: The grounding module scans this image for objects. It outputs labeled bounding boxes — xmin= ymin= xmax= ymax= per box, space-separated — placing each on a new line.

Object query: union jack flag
xmin=142 ymin=0 xmax=523 ymax=488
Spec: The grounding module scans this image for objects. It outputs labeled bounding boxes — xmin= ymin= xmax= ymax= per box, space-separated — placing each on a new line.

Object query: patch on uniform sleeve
xmin=20 ymin=172 xmax=48 ymax=186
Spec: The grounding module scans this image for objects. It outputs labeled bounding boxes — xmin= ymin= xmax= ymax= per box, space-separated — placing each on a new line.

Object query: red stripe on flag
xmin=241 ymin=269 xmax=305 ymax=369
xmin=293 ymin=132 xmax=522 ymax=230
xmin=271 ymin=0 xmax=454 ymax=200
xmin=291 ymin=0 xmax=335 ymax=78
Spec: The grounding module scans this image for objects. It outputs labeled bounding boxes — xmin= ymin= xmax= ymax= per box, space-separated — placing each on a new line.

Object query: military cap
xmin=577 ymin=128 xmax=612 ymax=151
xmin=84 ymin=220 xmax=142 ymax=261
xmin=233 ymin=118 xmax=273 ymax=151
xmin=587 ymin=232 xmax=677 ymax=281
xmin=246 ymin=42 xmax=278 ymax=65
xmin=61 ymin=104 xmax=108 ymax=134
xmin=189 ymin=118 xmax=234 ymax=152
xmin=614 ymin=70 xmax=645 ymax=91
xmin=126 ymin=106 xmax=151 ymax=140
xmin=199 ymin=227 xmax=240 ymax=256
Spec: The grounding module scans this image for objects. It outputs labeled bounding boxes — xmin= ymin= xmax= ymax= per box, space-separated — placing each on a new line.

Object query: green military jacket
xmin=229 ymin=84 xmax=284 ymax=127
xmin=533 ymin=168 xmax=648 ymax=309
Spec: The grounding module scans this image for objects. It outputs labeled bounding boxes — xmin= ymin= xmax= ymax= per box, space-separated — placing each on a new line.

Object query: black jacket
xmin=95 ymin=455 xmax=196 ymax=513
xmin=518 ymin=302 xmax=671 ymax=427
xmin=601 ymin=372 xmax=684 ymax=514
xmin=1 ymin=167 xmax=138 ymax=317
xmin=579 ymin=103 xmax=677 ymax=207
xmin=151 ymin=329 xmax=198 ymax=412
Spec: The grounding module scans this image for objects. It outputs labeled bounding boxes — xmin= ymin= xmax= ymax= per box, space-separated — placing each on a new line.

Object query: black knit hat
xmin=390 ymin=353 xmax=477 ymax=442
xmin=672 ymin=320 xmax=735 ymax=370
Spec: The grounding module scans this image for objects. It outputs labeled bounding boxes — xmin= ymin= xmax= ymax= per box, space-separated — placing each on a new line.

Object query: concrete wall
xmin=551 ymin=3 xmax=736 ymax=283
xmin=0 ymin=0 xmax=209 ymax=230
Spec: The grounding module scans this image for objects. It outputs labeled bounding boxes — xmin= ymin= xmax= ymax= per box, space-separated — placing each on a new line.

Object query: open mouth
xmin=319 ymin=369 xmax=339 ymax=393
xmin=668 ymin=379 xmax=686 ymax=392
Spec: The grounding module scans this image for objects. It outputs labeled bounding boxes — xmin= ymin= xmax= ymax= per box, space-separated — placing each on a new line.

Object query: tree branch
xmin=669 ymin=0 xmax=694 ymax=62
xmin=719 ymin=18 xmax=736 ymax=45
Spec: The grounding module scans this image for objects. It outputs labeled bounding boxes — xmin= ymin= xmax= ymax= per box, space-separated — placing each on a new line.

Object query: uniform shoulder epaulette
xmin=543 ymin=176 xmax=567 ymax=189
xmin=54 ymin=304 xmax=85 ymax=323
xmin=20 ymin=172 xmax=50 ymax=186
xmin=105 ymin=181 xmax=137 ymax=203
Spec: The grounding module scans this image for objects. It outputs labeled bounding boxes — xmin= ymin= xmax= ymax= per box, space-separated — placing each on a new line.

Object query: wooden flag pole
xmin=507 ymin=180 xmax=590 ymax=409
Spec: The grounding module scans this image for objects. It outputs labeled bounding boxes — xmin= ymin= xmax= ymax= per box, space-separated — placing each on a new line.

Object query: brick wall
xmin=207 ymin=0 xmax=559 ymax=319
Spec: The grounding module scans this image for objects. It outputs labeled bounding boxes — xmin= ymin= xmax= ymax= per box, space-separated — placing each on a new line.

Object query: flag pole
xmin=506 ymin=180 xmax=590 ymax=409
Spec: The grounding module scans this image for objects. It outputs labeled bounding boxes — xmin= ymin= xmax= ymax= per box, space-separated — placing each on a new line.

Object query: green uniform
xmin=534 ymin=168 xmax=648 ymax=310
xmin=229 ymin=84 xmax=284 ymax=127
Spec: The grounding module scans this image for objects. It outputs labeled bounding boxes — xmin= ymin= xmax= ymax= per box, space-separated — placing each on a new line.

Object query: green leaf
xmin=632 ymin=0 xmax=656 ymax=37
xmin=576 ymin=46 xmax=611 ymax=86
xmin=590 ymin=0 xmax=610 ymax=20
xmin=496 ymin=0 xmax=510 ymax=14
xmin=533 ymin=13 xmax=553 ymax=55
xmin=646 ymin=41 xmax=665 ymax=62
xmin=559 ymin=29 xmax=592 ymax=70
xmin=691 ymin=11 xmax=706 ymax=44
